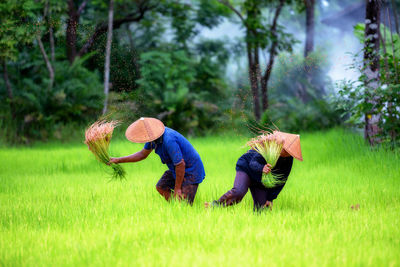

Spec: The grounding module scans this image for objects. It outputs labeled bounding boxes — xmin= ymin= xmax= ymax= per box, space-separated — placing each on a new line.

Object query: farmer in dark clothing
xmin=110 ymin=117 xmax=205 ymax=204
xmin=206 ymin=131 xmax=302 ymax=211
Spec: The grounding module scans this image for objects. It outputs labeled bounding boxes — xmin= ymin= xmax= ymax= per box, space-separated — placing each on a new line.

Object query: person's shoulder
xmin=163 ymin=127 xmax=174 ymax=140
xmin=165 ymin=127 xmax=186 ymax=140
xmin=165 ymin=127 xmax=181 ymax=135
xmin=144 ymin=141 xmax=154 ymax=150
xmin=163 ymin=127 xmax=177 ymax=136
xmin=162 ymin=127 xmax=179 ymax=145
xmin=239 ymin=150 xmax=256 ymax=161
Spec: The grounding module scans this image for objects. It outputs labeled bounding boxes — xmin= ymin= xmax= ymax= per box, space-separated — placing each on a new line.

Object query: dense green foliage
xmin=136 ymin=42 xmax=229 ymax=135
xmin=0 ymin=55 xmax=103 ymax=142
xmin=0 ymin=0 xmax=103 ymax=141
xmin=0 ymin=0 xmax=232 ymax=142
xmin=1 ymin=130 xmax=399 ymax=265
xmin=335 ymin=24 xmax=400 ymax=146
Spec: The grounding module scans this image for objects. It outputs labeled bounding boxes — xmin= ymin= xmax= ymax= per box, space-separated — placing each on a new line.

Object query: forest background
xmin=0 ymin=0 xmax=399 ymax=146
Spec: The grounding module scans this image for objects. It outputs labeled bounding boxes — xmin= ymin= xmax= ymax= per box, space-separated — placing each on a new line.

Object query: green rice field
xmin=1 ymin=129 xmax=399 ymax=266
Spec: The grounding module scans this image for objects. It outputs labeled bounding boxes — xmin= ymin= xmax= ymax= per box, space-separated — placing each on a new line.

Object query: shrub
xmin=260 ymin=95 xmax=343 ymax=133
xmin=0 ymin=55 xmax=103 ymax=143
xmin=133 ymin=48 xmax=226 ymax=135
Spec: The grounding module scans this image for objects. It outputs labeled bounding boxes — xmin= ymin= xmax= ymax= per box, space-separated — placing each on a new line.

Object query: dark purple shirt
xmin=236 ymin=149 xmax=293 ymax=200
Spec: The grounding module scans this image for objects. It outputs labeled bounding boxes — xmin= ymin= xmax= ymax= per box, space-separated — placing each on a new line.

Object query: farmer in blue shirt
xmin=110 ymin=117 xmax=205 ymax=204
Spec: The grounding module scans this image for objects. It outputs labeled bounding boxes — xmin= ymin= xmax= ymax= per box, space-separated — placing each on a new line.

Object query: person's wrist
xmin=174 ymin=186 xmax=182 ymax=191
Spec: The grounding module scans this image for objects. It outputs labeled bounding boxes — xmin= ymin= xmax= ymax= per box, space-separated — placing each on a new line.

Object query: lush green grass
xmin=1 ymin=129 xmax=399 ymax=266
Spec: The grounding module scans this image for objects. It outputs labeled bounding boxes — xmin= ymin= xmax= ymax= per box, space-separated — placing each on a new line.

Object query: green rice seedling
xmin=84 ymin=120 xmax=126 ymax=180
xmin=247 ymin=132 xmax=284 ymax=188
xmin=1 ymin=129 xmax=400 ymax=266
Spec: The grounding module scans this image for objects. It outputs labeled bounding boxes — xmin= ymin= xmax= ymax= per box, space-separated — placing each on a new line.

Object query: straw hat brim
xmin=274 ymin=131 xmax=303 ymax=161
xmin=125 ymin=117 xmax=165 ymax=143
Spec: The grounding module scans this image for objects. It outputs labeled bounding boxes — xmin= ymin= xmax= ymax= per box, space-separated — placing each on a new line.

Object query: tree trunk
xmin=381 ymin=10 xmax=394 ymax=143
xmin=363 ymin=0 xmax=381 ymax=145
xmin=102 ymin=0 xmax=114 ymax=115
xmin=246 ymin=40 xmax=261 ymax=120
xmin=37 ymin=36 xmax=55 ymax=91
xmin=66 ymin=0 xmax=88 ymax=64
xmin=304 ymin=0 xmax=315 ymax=58
xmin=66 ymin=0 xmax=78 ymax=64
xmin=45 ymin=0 xmax=55 ymax=63
xmin=254 ymin=43 xmax=264 ymax=115
xmin=40 ymin=2 xmax=55 ymax=90
xmin=2 ymin=60 xmax=15 ymax=119
xmin=302 ymin=0 xmax=315 ymax=103
xmin=49 ymin=25 xmax=55 ymax=63
xmin=387 ymin=6 xmax=399 ymax=82
xmin=385 ymin=4 xmax=398 ymax=143
xmin=260 ymin=0 xmax=284 ymax=111
xmin=391 ymin=0 xmax=399 ymax=34
xmin=215 ymin=0 xmax=262 ymax=119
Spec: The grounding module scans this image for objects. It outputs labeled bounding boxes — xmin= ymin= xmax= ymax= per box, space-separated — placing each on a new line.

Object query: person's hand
xmin=262 ymin=163 xmax=272 ymax=174
xmin=108 ymin=157 xmax=119 ymax=165
xmin=174 ymin=188 xmax=184 ymax=200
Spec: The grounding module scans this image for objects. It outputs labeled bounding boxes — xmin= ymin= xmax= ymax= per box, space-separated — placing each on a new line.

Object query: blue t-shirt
xmin=144 ymin=127 xmax=205 ymax=184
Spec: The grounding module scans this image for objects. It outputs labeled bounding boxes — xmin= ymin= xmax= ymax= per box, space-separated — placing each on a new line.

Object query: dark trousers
xmin=217 ymin=171 xmax=273 ymax=210
xmin=156 ymin=170 xmax=199 ymax=204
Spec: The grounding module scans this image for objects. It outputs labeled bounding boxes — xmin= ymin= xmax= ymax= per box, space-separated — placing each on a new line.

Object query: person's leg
xmin=216 ymin=171 xmax=251 ymax=206
xmin=155 ymin=170 xmax=175 ymax=201
xmin=181 ymin=183 xmax=199 ymax=205
xmin=249 ymin=185 xmax=271 ymax=211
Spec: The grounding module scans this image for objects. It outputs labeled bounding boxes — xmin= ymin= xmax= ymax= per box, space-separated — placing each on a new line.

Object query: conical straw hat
xmin=125 ymin=117 xmax=165 ymax=143
xmin=274 ymin=131 xmax=303 ymax=161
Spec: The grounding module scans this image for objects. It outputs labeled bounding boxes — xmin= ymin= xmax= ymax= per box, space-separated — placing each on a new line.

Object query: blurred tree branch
xmin=216 ymin=0 xmax=245 ymax=25
xmin=36 ymin=36 xmax=54 ymax=91
xmin=65 ymin=0 xmax=158 ymax=62
xmin=261 ymin=0 xmax=284 ymax=111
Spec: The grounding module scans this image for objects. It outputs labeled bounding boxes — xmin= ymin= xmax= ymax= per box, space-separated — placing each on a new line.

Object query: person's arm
xmin=249 ymin=155 xmax=272 ymax=175
xmin=165 ymin=140 xmax=185 ymax=199
xmin=174 ymin=159 xmax=185 ymax=199
xmin=110 ymin=148 xmax=151 ymax=164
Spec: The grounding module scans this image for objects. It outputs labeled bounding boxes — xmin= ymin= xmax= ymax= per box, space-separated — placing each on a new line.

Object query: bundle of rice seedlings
xmin=247 ymin=132 xmax=285 ymax=188
xmin=84 ymin=120 xmax=126 ymax=180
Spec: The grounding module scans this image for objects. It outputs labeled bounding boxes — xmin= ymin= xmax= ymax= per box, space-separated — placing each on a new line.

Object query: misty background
xmin=199 ymin=1 xmax=361 ymax=82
